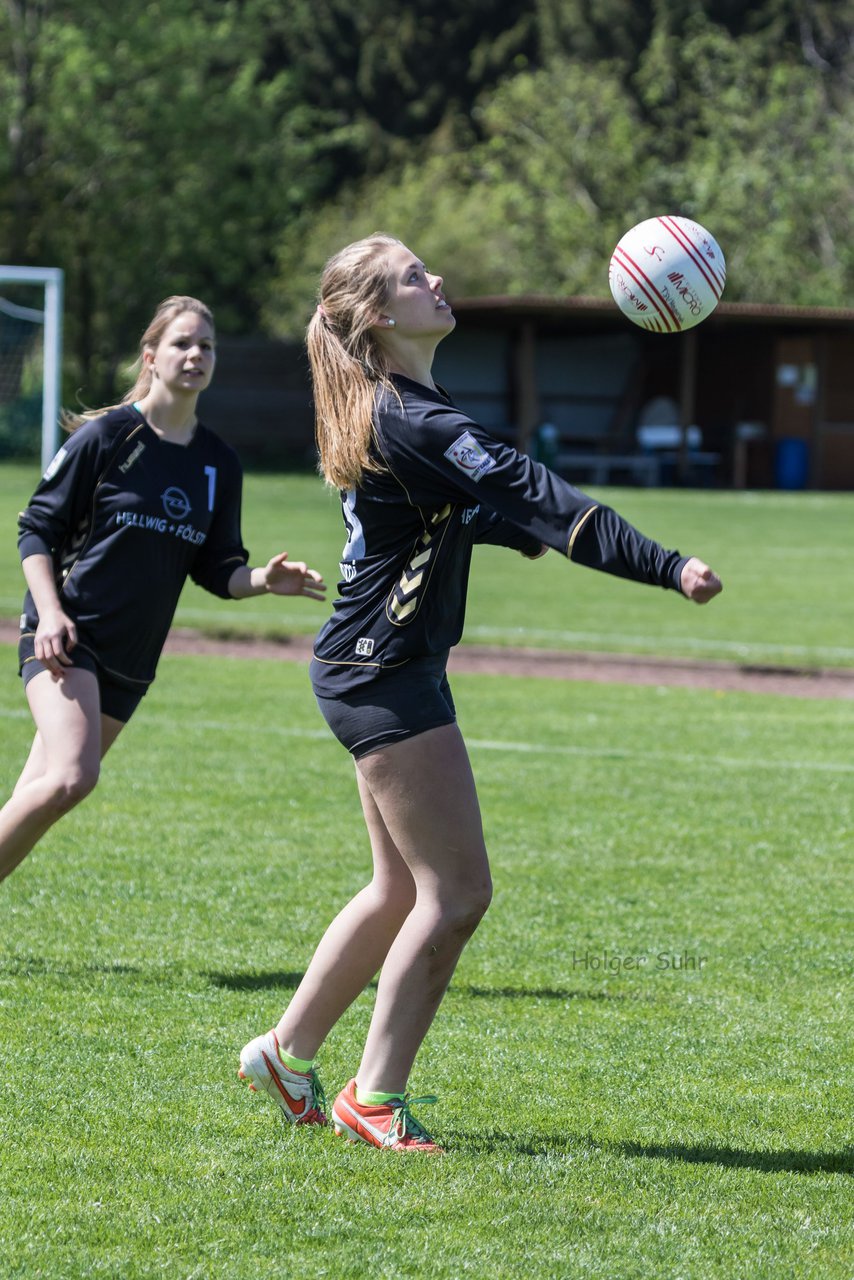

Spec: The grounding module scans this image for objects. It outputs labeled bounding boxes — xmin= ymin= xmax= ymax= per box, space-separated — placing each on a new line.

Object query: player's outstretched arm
xmin=228 ymin=553 xmax=327 ymax=601
xmin=679 ymin=557 xmax=722 ymax=604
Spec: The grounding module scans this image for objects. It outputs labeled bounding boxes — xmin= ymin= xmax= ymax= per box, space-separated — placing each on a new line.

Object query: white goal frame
xmin=0 ymin=265 xmax=64 ymax=471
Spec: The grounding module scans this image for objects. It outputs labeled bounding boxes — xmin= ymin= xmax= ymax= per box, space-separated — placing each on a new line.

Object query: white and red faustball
xmin=608 ymin=215 xmax=726 ymax=333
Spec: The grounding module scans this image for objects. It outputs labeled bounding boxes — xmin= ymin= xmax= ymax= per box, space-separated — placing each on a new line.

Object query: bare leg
xmin=274 ymin=724 xmax=490 ymax=1094
xmin=0 ymin=669 xmax=124 ymax=882
xmin=353 ymin=724 xmax=492 ymax=1095
xmin=275 ymin=768 xmax=417 ymax=1059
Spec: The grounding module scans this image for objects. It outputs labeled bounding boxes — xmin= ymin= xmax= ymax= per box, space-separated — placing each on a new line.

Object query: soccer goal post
xmin=0 ymin=266 xmax=64 ymax=471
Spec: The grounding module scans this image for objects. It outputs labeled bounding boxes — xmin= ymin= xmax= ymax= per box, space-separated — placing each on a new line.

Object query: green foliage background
xmin=1 ymin=1 xmax=852 ymax=398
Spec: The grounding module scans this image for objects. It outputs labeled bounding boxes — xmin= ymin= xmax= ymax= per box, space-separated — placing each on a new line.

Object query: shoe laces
xmin=389 ymin=1093 xmax=438 ymax=1145
xmin=307 ymin=1067 xmax=327 ymax=1118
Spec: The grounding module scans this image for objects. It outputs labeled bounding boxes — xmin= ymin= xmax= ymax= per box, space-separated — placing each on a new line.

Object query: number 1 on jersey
xmin=205 ymin=466 xmax=217 ymax=511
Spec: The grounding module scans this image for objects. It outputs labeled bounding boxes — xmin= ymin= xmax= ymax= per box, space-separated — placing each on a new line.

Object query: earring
xmin=386 ymin=318 xmax=396 ymax=327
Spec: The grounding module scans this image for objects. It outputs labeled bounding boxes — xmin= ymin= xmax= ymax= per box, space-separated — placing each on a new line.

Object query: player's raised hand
xmin=680 ymin=557 xmax=722 ymax=604
xmin=264 ymin=551 xmax=327 ymax=600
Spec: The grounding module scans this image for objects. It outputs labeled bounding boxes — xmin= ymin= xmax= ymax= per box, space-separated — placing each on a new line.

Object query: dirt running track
xmin=3 ymin=622 xmax=849 ymax=700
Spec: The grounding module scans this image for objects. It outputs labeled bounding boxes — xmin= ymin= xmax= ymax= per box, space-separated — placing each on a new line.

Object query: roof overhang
xmin=447 ymin=294 xmax=854 ymax=330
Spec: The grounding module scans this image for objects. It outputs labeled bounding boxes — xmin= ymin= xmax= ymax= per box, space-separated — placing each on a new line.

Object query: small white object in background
xmin=638 ymin=424 xmax=702 ymax=450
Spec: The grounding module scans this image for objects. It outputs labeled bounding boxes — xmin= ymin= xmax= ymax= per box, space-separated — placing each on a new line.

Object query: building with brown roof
xmin=203 ymin=298 xmax=854 ymax=489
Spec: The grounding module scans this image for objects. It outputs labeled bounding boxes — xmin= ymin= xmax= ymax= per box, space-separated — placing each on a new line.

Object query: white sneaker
xmin=238 ymin=1029 xmax=327 ymax=1125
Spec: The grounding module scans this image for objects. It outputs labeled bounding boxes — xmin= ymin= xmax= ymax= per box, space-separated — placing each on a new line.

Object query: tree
xmin=259 ymin=0 xmax=536 ymax=168
xmin=0 ymin=1 xmax=335 ymax=399
xmin=263 ymin=60 xmax=648 ymax=334
xmin=667 ymin=24 xmax=854 ymax=303
xmin=264 ymin=11 xmax=854 ymax=331
xmin=3 ymin=0 xmax=851 ymax=383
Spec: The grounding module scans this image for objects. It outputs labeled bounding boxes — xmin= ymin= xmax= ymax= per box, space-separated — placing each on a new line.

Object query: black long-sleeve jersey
xmin=311 ymin=374 xmax=689 ymax=695
xmin=17 ymin=404 xmax=249 ymax=688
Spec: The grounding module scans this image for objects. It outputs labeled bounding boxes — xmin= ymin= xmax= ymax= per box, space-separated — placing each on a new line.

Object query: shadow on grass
xmin=616 ymin=1139 xmax=853 ymax=1177
xmin=207 ymin=970 xmax=307 ymax=991
xmin=471 ymin=1129 xmax=853 ymax=1175
xmin=452 ymin=983 xmax=633 ymax=1002
xmin=206 ymin=971 xmax=630 ymax=1002
xmin=0 ymin=957 xmax=141 ymax=977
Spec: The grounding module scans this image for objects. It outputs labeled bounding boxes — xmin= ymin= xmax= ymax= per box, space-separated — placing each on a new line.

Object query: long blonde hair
xmin=62 ymin=296 xmax=215 ymax=431
xmin=306 ymin=233 xmax=401 ymax=489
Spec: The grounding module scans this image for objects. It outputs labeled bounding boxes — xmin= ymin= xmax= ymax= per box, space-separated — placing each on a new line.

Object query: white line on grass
xmin=464 ymin=625 xmax=854 ymax=663
xmin=164 ymin=715 xmax=854 ymax=775
xmin=466 ymin=736 xmax=854 ymax=774
xmin=2 ymin=709 xmax=850 ymax=773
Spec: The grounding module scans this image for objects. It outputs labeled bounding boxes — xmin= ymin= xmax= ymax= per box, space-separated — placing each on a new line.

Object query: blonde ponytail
xmin=307 ymin=234 xmax=401 ymax=490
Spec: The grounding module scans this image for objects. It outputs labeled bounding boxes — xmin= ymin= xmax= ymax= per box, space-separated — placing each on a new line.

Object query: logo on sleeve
xmin=444 ymin=431 xmax=496 ymax=483
xmin=42 ymin=446 xmax=68 ymax=481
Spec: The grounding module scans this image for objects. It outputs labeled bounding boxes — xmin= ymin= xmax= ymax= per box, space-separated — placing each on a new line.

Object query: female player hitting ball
xmin=239 ymin=234 xmax=722 ymax=1151
xmin=1 ymin=295 xmax=325 ymax=884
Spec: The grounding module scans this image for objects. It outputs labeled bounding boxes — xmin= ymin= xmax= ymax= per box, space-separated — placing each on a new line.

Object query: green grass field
xmin=0 ymin=465 xmax=852 ymax=1277
xmin=1 ymin=462 xmax=853 ymax=666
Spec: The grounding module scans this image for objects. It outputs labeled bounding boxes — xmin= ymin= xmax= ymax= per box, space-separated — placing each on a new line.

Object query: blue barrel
xmin=775 ymin=438 xmax=809 ymax=490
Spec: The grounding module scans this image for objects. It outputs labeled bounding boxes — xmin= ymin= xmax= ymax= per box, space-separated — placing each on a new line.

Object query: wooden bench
xmin=555 ymin=450 xmax=662 ymax=487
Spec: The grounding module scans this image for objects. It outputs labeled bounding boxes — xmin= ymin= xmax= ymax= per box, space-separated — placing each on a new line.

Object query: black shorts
xmin=18 ymin=635 xmax=145 ymax=724
xmin=311 ymin=652 xmax=457 ymax=759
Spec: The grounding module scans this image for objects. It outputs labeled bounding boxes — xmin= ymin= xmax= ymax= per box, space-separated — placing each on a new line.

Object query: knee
xmin=435 ymin=874 xmax=493 ymax=937
xmin=464 ymin=878 xmax=493 ymax=929
xmin=371 ymin=871 xmax=418 ymax=919
xmin=45 ymin=764 xmax=100 ymax=816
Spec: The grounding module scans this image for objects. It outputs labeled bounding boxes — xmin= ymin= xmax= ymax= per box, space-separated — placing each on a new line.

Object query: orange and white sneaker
xmin=238 ymin=1030 xmax=327 ymax=1125
xmin=331 ymin=1078 xmax=443 ymax=1152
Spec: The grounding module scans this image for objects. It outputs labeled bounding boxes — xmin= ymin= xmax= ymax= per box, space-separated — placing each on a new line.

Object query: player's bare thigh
xmin=16 ymin=668 xmax=125 ymax=790
xmin=355 ymin=722 xmax=490 ymax=892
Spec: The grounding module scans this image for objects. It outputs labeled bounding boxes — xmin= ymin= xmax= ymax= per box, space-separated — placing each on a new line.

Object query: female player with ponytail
xmin=239 ymin=235 xmax=721 ymax=1151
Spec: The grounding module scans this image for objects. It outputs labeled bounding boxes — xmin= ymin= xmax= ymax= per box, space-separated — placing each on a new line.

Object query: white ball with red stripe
xmin=608 ymin=215 xmax=726 ymax=334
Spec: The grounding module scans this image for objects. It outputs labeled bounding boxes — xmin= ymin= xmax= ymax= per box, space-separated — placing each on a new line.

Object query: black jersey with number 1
xmin=17 ymin=404 xmax=249 ymax=689
xmin=311 ymin=374 xmax=689 ymax=696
